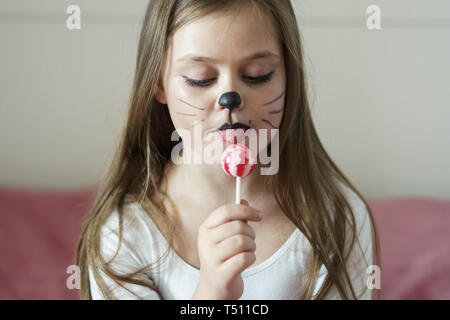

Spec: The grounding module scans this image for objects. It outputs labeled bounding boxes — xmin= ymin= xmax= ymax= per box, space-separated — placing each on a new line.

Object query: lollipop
xmin=221 ymin=143 xmax=256 ymax=204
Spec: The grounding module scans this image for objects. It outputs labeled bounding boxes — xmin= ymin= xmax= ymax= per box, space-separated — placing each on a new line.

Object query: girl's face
xmin=155 ymin=5 xmax=286 ymax=162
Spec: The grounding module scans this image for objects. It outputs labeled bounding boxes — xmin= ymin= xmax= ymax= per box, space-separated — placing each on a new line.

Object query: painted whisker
xmin=269 ymin=106 xmax=284 ymax=114
xmin=175 ymin=112 xmax=197 ymax=117
xmin=176 ymin=97 xmax=205 ymax=110
xmin=262 ymin=119 xmax=277 ymax=128
xmin=263 ymin=91 xmax=285 ymax=107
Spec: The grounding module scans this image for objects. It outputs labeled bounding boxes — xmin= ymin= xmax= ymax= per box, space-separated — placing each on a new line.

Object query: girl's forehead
xmin=176 ymin=7 xmax=277 ymax=39
xmin=171 ymin=9 xmax=281 ymax=65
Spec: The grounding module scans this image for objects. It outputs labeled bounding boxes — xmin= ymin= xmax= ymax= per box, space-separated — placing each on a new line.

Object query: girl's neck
xmin=163 ymin=160 xmax=268 ymax=206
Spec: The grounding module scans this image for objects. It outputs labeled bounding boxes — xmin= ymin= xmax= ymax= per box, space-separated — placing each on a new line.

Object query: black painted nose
xmin=218 ymin=91 xmax=241 ymax=111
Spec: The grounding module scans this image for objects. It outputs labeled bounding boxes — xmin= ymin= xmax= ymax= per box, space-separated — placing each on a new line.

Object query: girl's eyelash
xmin=184 ymin=71 xmax=275 ymax=88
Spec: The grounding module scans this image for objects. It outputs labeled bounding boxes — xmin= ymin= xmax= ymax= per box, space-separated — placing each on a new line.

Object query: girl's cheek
xmin=172 ymin=80 xmax=212 ymax=110
xmin=175 ymin=81 xmax=192 ymax=99
xmin=176 ymin=77 xmax=207 ymax=100
xmin=167 ymin=84 xmax=209 ymax=133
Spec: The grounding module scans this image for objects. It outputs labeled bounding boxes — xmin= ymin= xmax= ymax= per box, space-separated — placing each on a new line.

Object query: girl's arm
xmin=87 ymin=209 xmax=162 ymax=300
xmin=88 ymin=264 xmax=161 ymax=300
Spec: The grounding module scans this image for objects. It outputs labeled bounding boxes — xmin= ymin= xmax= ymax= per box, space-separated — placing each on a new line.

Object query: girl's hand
xmin=193 ymin=199 xmax=262 ymax=300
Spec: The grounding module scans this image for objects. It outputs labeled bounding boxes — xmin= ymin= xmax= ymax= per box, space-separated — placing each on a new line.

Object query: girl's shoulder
xmin=332 ymin=181 xmax=373 ymax=256
xmin=338 ymin=181 xmax=366 ymax=207
xmin=334 ymin=181 xmax=370 ymax=223
xmin=98 ymin=194 xmax=168 ymax=265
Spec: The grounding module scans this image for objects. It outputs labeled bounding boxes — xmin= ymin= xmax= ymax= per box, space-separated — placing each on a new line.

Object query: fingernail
xmin=256 ymin=210 xmax=262 ymax=218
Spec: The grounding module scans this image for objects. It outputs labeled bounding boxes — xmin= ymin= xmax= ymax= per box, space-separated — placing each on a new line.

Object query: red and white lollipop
xmin=221 ymin=143 xmax=256 ymax=204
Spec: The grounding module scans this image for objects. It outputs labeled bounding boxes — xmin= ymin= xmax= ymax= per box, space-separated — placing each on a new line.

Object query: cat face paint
xmin=155 ymin=4 xmax=286 ymax=165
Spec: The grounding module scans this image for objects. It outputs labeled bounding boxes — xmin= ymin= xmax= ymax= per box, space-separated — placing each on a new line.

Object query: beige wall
xmin=1 ymin=0 xmax=449 ymax=199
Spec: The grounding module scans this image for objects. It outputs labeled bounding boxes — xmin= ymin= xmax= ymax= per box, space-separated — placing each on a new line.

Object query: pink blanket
xmin=0 ymin=187 xmax=95 ymax=299
xmin=369 ymin=197 xmax=450 ymax=299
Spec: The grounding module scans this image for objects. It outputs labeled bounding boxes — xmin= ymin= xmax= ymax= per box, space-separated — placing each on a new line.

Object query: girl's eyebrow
xmin=176 ymin=50 xmax=279 ymax=64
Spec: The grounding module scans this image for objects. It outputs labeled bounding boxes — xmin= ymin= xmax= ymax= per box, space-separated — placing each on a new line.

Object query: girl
xmin=76 ymin=0 xmax=380 ymax=300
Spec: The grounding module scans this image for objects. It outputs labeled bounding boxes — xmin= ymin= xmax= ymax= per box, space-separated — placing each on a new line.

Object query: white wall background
xmin=0 ymin=0 xmax=449 ymax=200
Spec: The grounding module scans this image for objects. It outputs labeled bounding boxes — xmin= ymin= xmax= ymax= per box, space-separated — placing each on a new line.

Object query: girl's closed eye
xmin=183 ymin=71 xmax=275 ymax=88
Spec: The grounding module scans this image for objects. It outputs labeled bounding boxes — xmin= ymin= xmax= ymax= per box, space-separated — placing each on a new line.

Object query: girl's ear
xmin=154 ymin=82 xmax=167 ymax=104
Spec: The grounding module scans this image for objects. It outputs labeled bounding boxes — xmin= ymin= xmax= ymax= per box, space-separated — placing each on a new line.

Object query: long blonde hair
xmin=76 ymin=0 xmax=381 ymax=300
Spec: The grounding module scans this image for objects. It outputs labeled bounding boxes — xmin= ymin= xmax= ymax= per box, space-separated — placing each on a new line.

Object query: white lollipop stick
xmin=235 ymin=176 xmax=241 ymax=204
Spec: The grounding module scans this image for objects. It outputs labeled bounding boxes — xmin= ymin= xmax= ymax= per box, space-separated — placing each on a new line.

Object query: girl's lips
xmin=215 ymin=129 xmax=248 ymax=143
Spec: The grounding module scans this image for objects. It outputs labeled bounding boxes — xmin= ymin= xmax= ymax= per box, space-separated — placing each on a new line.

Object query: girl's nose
xmin=218 ymin=91 xmax=243 ymax=112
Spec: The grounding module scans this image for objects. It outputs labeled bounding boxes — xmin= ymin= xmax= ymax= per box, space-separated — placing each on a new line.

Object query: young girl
xmin=76 ymin=0 xmax=380 ymax=300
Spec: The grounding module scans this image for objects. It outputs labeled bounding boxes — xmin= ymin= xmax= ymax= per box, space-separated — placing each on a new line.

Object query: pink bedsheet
xmin=0 ymin=187 xmax=95 ymax=300
xmin=369 ymin=197 xmax=450 ymax=299
xmin=0 ymin=187 xmax=449 ymax=299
